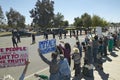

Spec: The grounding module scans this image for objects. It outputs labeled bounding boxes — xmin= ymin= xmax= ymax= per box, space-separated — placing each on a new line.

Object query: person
xmin=72 ymin=47 xmax=81 ymax=77
xmin=19 ymin=60 xmax=30 ymax=80
xmin=59 ymin=54 xmax=71 ymax=80
xmin=56 ymin=45 xmax=64 ymax=55
xmin=92 ymin=35 xmax=99 ymax=63
xmin=38 ymin=49 xmax=60 ymax=80
xmin=76 ymin=41 xmax=82 ymax=58
xmin=16 ymin=32 xmax=21 ymax=43
xmin=103 ymin=36 xmax=108 ymax=56
xmin=108 ymin=36 xmax=114 ymax=53
xmin=70 ymin=30 xmax=72 ymax=38
xmin=59 ymin=41 xmax=71 ymax=66
xmin=59 ymin=31 xmax=62 ymax=40
xmin=12 ymin=35 xmax=18 ymax=47
xmin=32 ymin=33 xmax=35 ymax=44
xmin=52 ymin=30 xmax=55 ymax=39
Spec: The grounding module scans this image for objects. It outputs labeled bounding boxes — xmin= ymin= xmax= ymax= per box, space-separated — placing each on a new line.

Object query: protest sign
xmin=39 ymin=39 xmax=56 ymax=54
xmin=0 ymin=47 xmax=28 ymax=68
xmin=96 ymin=27 xmax=102 ymax=37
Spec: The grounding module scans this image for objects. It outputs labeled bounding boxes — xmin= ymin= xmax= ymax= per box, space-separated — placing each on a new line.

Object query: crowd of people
xmin=8 ymin=29 xmax=120 ymax=80
xmin=39 ymin=30 xmax=120 ymax=80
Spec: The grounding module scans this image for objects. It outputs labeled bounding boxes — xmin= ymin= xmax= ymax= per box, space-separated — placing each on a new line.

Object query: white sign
xmin=96 ymin=27 xmax=102 ymax=37
xmin=0 ymin=47 xmax=28 ymax=68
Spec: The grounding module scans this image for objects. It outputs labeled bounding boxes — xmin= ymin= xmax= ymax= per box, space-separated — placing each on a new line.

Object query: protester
xmin=108 ymin=36 xmax=114 ymax=53
xmin=103 ymin=36 xmax=108 ymax=56
xmin=56 ymin=45 xmax=64 ymax=55
xmin=72 ymin=47 xmax=81 ymax=77
xmin=59 ymin=54 xmax=71 ymax=80
xmin=76 ymin=41 xmax=82 ymax=58
xmin=38 ymin=49 xmax=60 ymax=80
xmin=59 ymin=41 xmax=71 ymax=66
xmin=92 ymin=35 xmax=99 ymax=63
xmin=12 ymin=35 xmax=18 ymax=47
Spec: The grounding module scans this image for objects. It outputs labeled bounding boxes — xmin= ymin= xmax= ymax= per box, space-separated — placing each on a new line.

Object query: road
xmin=0 ymin=34 xmax=85 ymax=80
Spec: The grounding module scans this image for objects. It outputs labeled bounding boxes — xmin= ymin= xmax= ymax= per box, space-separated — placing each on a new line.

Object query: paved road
xmin=1 ymin=31 xmax=120 ymax=80
xmin=0 ymin=34 xmax=85 ymax=80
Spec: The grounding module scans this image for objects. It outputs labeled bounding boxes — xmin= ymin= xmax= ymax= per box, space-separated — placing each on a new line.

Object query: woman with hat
xmin=72 ymin=47 xmax=81 ymax=77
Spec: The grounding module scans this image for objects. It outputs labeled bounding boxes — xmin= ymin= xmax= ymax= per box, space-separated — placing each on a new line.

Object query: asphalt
xmin=0 ymin=32 xmax=120 ymax=80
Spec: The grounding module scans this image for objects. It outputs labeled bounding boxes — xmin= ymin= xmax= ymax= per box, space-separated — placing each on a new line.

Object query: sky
xmin=0 ymin=0 xmax=120 ymax=24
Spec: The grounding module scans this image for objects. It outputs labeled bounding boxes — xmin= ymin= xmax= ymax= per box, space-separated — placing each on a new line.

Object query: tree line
xmin=0 ymin=0 xmax=119 ymax=30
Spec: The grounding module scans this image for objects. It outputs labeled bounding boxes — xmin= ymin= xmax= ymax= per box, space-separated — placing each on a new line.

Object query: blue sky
xmin=0 ymin=0 xmax=120 ymax=24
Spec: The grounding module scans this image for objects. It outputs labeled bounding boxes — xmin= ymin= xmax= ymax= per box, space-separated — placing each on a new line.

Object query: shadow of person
xmin=83 ymin=76 xmax=94 ymax=80
xmin=110 ymin=52 xmax=118 ymax=57
xmin=105 ymin=56 xmax=112 ymax=62
xmin=113 ymin=48 xmax=119 ymax=51
xmin=97 ymin=69 xmax=109 ymax=80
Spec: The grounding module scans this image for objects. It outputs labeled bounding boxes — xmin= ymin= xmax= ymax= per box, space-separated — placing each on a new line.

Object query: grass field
xmin=0 ymin=32 xmax=12 ymax=37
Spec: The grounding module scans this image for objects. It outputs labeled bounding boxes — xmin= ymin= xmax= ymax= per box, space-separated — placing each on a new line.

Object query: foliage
xmin=92 ymin=15 xmax=108 ymax=27
xmin=62 ymin=20 xmax=69 ymax=27
xmin=74 ymin=13 xmax=108 ymax=28
xmin=53 ymin=12 xmax=64 ymax=28
xmin=81 ymin=13 xmax=92 ymax=28
xmin=30 ymin=0 xmax=54 ymax=29
xmin=74 ymin=17 xmax=83 ymax=28
xmin=0 ymin=6 xmax=5 ymax=28
xmin=6 ymin=8 xmax=25 ymax=29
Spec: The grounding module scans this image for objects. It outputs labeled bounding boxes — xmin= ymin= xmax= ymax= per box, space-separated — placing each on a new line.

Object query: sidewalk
xmin=71 ymin=48 xmax=120 ymax=80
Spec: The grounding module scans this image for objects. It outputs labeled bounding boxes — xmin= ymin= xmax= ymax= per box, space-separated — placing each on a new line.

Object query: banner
xmin=39 ymin=39 xmax=56 ymax=54
xmin=0 ymin=47 xmax=28 ymax=68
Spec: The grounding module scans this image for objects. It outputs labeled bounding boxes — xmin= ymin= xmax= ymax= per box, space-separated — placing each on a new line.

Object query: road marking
xmin=25 ymin=67 xmax=75 ymax=80
xmin=24 ymin=67 xmax=49 ymax=79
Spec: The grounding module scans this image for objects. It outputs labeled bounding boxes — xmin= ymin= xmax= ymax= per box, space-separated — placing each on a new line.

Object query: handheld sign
xmin=39 ymin=39 xmax=56 ymax=54
xmin=0 ymin=47 xmax=28 ymax=68
xmin=96 ymin=27 xmax=102 ymax=37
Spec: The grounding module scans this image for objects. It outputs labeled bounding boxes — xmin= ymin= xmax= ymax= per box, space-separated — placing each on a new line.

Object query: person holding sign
xmin=38 ymin=49 xmax=60 ymax=80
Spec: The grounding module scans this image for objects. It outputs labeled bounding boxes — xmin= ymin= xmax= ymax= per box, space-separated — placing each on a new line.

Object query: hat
xmin=73 ymin=47 xmax=79 ymax=53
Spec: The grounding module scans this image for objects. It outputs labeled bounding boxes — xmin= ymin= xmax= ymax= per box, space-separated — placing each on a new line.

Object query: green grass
xmin=0 ymin=32 xmax=12 ymax=37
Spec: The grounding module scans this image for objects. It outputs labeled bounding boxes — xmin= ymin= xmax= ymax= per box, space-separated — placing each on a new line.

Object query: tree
xmin=53 ymin=12 xmax=64 ymax=28
xmin=0 ymin=6 xmax=5 ymax=27
xmin=81 ymin=13 xmax=92 ymax=28
xmin=92 ymin=15 xmax=108 ymax=27
xmin=92 ymin=15 xmax=101 ymax=27
xmin=62 ymin=20 xmax=69 ymax=27
xmin=30 ymin=0 xmax=54 ymax=29
xmin=74 ymin=17 xmax=83 ymax=28
xmin=6 ymin=8 xmax=25 ymax=29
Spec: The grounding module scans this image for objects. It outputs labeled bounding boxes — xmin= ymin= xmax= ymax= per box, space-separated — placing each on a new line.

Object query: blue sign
xmin=39 ymin=39 xmax=56 ymax=54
